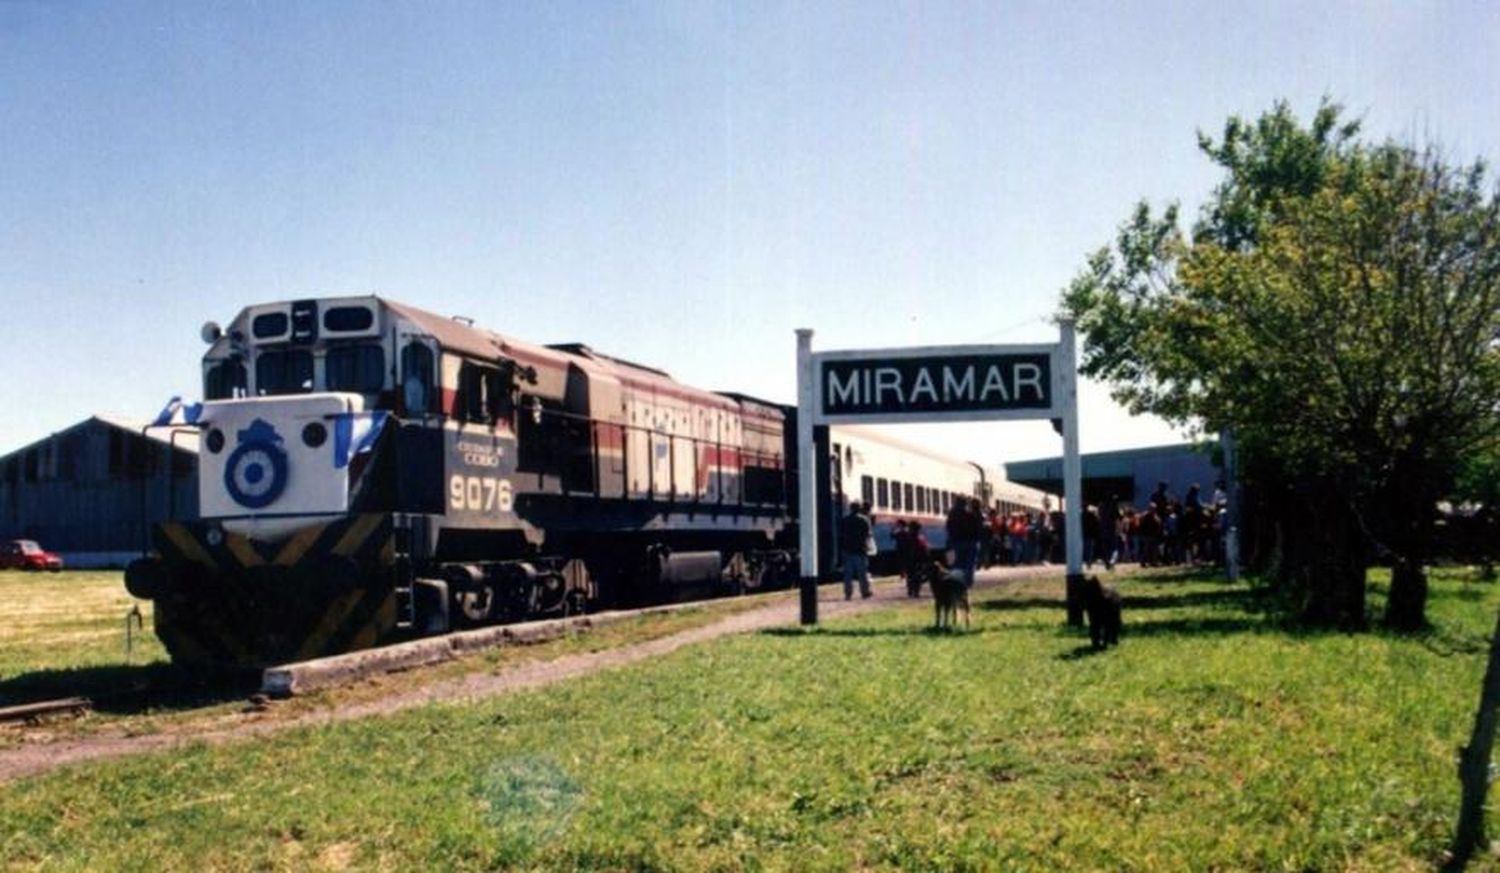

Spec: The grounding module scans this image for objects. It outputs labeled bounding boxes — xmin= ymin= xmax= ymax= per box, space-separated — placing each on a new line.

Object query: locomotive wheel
xmin=455 ymin=584 xmax=497 ymax=626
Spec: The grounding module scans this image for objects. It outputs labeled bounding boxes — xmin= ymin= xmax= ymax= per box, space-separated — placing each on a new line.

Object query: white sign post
xmin=796 ymin=321 xmax=1084 ymax=625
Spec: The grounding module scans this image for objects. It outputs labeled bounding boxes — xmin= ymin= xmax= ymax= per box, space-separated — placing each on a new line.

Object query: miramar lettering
xmin=821 ymin=353 xmax=1051 ymax=415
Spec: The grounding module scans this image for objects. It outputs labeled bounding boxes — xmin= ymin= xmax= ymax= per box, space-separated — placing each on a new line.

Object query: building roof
xmin=0 ymin=415 xmax=200 ymax=462
xmin=1005 ymin=441 xmax=1217 ymax=480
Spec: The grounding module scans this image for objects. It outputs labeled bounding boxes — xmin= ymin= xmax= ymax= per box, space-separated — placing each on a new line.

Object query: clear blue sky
xmin=2 ymin=1 xmax=1496 ymax=465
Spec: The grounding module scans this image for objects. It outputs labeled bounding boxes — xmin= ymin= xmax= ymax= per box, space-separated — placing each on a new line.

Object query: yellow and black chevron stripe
xmin=151 ymin=514 xmax=400 ymax=668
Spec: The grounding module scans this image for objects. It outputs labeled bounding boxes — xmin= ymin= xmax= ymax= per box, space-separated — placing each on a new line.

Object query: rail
xmin=0 ymin=697 xmax=92 ymax=725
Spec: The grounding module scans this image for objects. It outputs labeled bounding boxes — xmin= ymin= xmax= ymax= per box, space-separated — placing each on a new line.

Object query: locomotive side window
xmin=255 ymin=349 xmax=314 ymax=395
xmin=205 ymin=359 xmax=247 ymax=400
xmin=323 ymin=306 xmax=375 ymax=333
xmin=485 ymin=368 xmax=512 ymax=421
xmin=326 ymin=344 xmax=385 ymax=393
xmin=252 ymin=312 xmax=290 ymax=340
xmin=456 ymin=361 xmax=495 ymax=423
xmin=400 ymin=342 xmax=435 ymax=414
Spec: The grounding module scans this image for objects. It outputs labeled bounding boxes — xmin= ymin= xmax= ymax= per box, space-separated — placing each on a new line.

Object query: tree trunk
xmin=1446 ymin=607 xmax=1500 ymax=870
xmin=1386 ymin=558 xmax=1430 ymax=632
xmin=1382 ymin=455 xmax=1437 ymax=631
xmin=1281 ymin=484 xmax=1368 ymax=629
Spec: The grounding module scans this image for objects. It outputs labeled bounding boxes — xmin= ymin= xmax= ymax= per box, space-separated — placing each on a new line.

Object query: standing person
xmin=1082 ymin=505 xmax=1100 ymax=569
xmin=1150 ymin=481 xmax=1172 ymax=518
xmin=1182 ymin=484 xmax=1203 ymax=563
xmin=900 ymin=520 xmax=930 ymax=597
xmin=1007 ymin=512 xmax=1027 ymax=566
xmin=1099 ymin=497 xmax=1121 ymax=570
xmin=838 ymin=500 xmax=874 ymax=600
xmin=1139 ymin=505 xmax=1162 ymax=567
xmin=946 ymin=498 xmax=982 ymax=589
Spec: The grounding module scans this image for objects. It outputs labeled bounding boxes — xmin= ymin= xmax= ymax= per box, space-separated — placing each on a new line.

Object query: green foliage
xmin=1062 ymin=99 xmax=1500 ymax=626
xmin=0 ymin=572 xmax=1494 ymax=870
xmin=1455 ymin=441 xmax=1500 ymax=508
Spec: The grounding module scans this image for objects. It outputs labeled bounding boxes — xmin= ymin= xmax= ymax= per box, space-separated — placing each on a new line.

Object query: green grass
xmin=0 ymin=570 xmax=165 ymax=685
xmin=0 ymin=569 xmax=792 ymax=740
xmin=3 ymin=569 xmax=1498 ymax=870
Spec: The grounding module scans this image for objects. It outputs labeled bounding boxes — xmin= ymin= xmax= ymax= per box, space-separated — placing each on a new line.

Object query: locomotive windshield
xmin=326 ymin=343 xmax=386 ymax=393
xmin=205 ymin=359 xmax=247 ymax=400
xmin=255 ymin=349 xmax=314 ymax=395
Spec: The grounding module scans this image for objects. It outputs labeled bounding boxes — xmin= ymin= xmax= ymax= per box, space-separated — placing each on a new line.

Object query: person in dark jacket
xmin=1099 ymin=496 xmax=1121 ymax=570
xmin=896 ymin=520 xmax=930 ymax=597
xmin=838 ymin=500 xmax=873 ymax=599
xmin=946 ymin=498 xmax=983 ymax=589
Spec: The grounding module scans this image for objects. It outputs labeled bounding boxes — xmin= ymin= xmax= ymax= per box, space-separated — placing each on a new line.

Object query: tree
xmin=1061 ymin=100 xmax=1500 ymax=629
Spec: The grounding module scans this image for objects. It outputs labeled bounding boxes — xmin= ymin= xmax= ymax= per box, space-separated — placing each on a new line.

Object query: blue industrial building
xmin=0 ymin=417 xmax=198 ymax=568
xmin=1005 ymin=441 xmax=1224 ymax=511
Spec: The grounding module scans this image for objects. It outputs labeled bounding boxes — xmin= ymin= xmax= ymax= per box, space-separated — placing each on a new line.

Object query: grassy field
xmin=0 ymin=570 xmax=793 ymax=738
xmin=3 ymin=568 xmax=1497 ymax=870
xmin=0 ymin=570 xmax=165 ymax=685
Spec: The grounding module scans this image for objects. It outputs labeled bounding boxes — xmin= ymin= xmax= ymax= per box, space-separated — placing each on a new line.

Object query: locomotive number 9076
xmin=449 ymin=475 xmax=515 ymax=514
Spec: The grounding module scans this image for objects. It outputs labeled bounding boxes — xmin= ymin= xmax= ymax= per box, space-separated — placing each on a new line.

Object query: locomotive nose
xmin=224 ymin=420 xmax=290 ymax=509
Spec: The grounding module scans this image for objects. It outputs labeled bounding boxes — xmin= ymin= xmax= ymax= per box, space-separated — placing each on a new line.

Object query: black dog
xmin=1082 ymin=575 xmax=1122 ymax=649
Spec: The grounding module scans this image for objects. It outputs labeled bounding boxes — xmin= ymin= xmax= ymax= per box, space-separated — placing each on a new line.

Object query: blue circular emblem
xmin=225 ymin=438 xmax=287 ymax=508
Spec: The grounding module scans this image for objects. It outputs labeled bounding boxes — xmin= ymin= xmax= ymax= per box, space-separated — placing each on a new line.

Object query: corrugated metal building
xmin=1005 ymin=442 xmax=1223 ymax=510
xmin=0 ymin=417 xmax=198 ymax=568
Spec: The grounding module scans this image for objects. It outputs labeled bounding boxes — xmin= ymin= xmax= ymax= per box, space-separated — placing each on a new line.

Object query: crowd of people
xmin=1082 ymin=480 xmax=1233 ymax=570
xmin=879 ymin=480 xmax=1233 ymax=595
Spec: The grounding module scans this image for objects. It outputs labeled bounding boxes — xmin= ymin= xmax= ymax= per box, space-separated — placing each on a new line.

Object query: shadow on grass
xmin=976 ymin=597 xmax=1062 ymax=612
xmin=1118 ymin=616 xmax=1266 ymax=637
xmin=0 ymin=662 xmax=256 ymax=715
xmin=1057 ymin=644 xmax=1111 ymax=661
xmin=760 ymin=626 xmax=990 ymax=639
xmin=1120 ymin=588 xmax=1264 ymax=612
xmin=1429 ymin=585 xmax=1490 ymax=603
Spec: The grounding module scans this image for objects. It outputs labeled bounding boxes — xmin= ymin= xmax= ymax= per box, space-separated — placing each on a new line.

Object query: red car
xmin=0 ymin=540 xmax=63 ymax=571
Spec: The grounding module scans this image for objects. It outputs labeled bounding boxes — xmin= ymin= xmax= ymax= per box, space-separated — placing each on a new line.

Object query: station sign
xmin=794 ymin=328 xmax=1083 ymax=626
xmin=813 ymin=344 xmax=1060 ymax=424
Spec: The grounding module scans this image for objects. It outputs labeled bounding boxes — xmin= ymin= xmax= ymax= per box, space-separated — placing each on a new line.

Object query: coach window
xmin=860 ymin=475 xmax=874 ymax=508
xmin=400 ymin=342 xmax=435 ymax=414
xmin=904 ymin=483 xmax=914 ymax=511
xmin=876 ymin=478 xmax=889 ymax=509
xmin=892 ymin=481 xmax=904 ymax=511
xmin=255 ymin=349 xmax=314 ymax=395
xmin=326 ymin=344 xmax=385 ymax=393
xmin=205 ymin=359 xmax=247 ymax=400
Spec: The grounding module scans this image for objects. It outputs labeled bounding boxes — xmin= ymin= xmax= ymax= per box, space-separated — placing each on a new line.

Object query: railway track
xmin=0 ymin=696 xmax=92 ymax=726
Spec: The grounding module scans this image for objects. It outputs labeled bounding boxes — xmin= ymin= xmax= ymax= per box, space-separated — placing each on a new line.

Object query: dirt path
xmin=0 ymin=566 xmax=1059 ymax=784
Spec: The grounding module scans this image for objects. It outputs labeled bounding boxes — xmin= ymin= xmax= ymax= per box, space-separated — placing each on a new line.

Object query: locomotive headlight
xmin=206 ymin=429 xmax=225 ymax=454
xmin=302 ymin=422 xmax=327 ymax=448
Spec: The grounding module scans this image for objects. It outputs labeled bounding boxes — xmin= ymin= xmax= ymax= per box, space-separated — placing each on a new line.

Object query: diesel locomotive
xmin=125 ymin=296 xmax=1046 ymax=667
